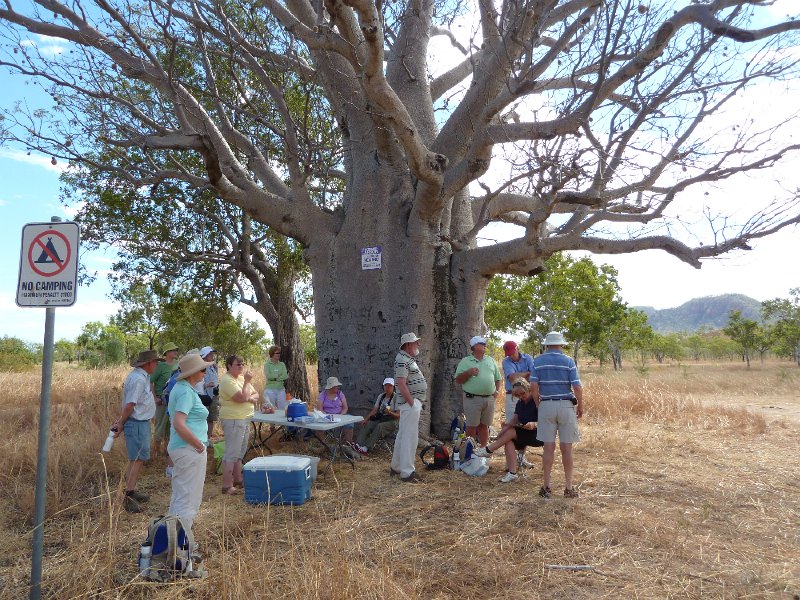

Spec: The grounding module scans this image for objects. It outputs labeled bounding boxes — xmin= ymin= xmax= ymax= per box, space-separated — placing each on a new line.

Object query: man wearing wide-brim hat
xmin=531 ymin=331 xmax=584 ymax=499
xmin=150 ymin=343 xmax=180 ymax=462
xmin=390 ymin=332 xmax=427 ymax=482
xmin=112 ymin=349 xmax=159 ymax=513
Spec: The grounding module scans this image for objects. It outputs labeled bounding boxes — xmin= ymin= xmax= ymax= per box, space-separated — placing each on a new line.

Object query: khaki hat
xmin=177 ymin=353 xmax=208 ymax=380
xmin=131 ymin=350 xmax=159 ymax=367
xmin=399 ymin=332 xmax=421 ymax=348
xmin=324 ymin=376 xmax=343 ymax=390
xmin=162 ymin=342 xmax=179 ymax=354
xmin=543 ymin=331 xmax=567 ymax=346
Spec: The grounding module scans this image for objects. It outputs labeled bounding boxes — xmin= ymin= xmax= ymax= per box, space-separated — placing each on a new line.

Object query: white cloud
xmin=0 ymin=148 xmax=66 ymax=174
xmin=0 ymin=292 xmax=121 ymax=343
xmin=20 ymin=34 xmax=68 ymax=57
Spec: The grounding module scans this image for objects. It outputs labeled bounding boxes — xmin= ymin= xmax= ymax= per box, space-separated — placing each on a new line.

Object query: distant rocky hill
xmin=635 ymin=294 xmax=763 ymax=333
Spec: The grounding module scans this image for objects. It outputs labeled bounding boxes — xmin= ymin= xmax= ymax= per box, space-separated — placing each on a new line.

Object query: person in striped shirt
xmin=390 ymin=333 xmax=427 ymax=483
xmin=531 ymin=331 xmax=584 ymax=499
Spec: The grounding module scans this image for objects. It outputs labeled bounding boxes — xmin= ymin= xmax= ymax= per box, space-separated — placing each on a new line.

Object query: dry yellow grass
xmin=0 ymin=361 xmax=797 ymax=599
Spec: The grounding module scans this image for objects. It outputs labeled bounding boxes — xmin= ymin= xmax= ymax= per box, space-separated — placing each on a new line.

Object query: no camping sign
xmin=16 ymin=221 xmax=80 ymax=307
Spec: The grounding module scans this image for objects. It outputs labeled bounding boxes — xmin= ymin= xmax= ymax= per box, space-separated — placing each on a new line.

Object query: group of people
xmin=111 ymin=329 xmax=583 ymax=566
xmin=458 ymin=332 xmax=584 ymax=498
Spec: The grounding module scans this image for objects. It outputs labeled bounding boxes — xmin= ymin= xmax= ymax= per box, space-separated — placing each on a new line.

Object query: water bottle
xmin=453 ymin=450 xmax=461 ymax=470
xmin=138 ymin=542 xmax=152 ymax=576
xmin=452 ymin=427 xmax=460 ymax=442
xmin=102 ymin=428 xmax=117 ymax=452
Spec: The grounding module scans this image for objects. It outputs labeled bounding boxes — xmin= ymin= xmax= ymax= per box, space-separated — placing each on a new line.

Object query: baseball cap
xmin=469 ymin=335 xmax=487 ymax=348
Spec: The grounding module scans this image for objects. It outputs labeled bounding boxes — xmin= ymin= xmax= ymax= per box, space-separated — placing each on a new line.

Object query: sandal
xmin=564 ymin=487 xmax=579 ymax=498
xmin=221 ymin=486 xmax=243 ymax=495
xmin=538 ymin=486 xmax=552 ymax=499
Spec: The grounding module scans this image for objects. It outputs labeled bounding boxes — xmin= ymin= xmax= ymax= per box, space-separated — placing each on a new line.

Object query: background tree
xmin=0 ymin=336 xmax=39 ymax=372
xmin=723 ymin=310 xmax=761 ymax=368
xmin=486 ymin=253 xmax=627 ymax=361
xmin=109 ymin=279 xmax=169 ymax=351
xmin=53 ymin=339 xmax=78 ymax=364
xmin=75 ymin=322 xmax=127 ymax=368
xmin=2 ymin=2 xmax=800 ymax=435
xmin=601 ymin=307 xmax=653 ymax=370
xmin=68 ymin=174 xmax=314 ymax=401
xmin=762 ymin=289 xmax=800 ymax=366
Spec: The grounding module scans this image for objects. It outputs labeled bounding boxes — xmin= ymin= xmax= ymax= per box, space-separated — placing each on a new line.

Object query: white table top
xmin=251 ymin=410 xmax=363 ymax=431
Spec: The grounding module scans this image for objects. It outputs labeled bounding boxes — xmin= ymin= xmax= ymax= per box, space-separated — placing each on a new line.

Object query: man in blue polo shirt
xmin=531 ymin=331 xmax=584 ymax=499
xmin=501 ymin=341 xmax=535 ymax=423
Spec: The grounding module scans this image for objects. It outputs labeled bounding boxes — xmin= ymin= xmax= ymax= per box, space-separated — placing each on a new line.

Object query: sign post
xmin=16 ymin=218 xmax=80 ymax=600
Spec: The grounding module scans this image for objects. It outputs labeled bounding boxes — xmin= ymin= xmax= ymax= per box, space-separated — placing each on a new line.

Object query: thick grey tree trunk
xmin=307 ymin=177 xmax=485 ymax=438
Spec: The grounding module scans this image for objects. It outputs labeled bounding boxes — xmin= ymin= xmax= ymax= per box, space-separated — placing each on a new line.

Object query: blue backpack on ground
xmin=142 ymin=514 xmax=198 ymax=581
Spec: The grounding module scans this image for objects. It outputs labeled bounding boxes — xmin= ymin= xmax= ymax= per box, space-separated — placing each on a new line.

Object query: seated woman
xmin=316 ymin=376 xmax=357 ymax=449
xmin=218 ymin=355 xmax=261 ymax=495
xmin=355 ymin=377 xmax=400 ymax=453
xmin=473 ymin=379 xmax=543 ymax=482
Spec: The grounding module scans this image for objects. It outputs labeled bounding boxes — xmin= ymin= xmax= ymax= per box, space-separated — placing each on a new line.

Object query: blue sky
xmin=2 ymin=6 xmax=799 ymax=345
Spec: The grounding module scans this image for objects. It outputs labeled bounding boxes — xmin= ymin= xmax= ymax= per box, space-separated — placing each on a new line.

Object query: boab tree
xmin=2 ymin=1 xmax=800 ymax=435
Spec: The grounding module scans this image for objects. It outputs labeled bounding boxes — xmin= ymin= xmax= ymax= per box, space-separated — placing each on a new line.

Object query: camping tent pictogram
xmin=34 ymin=237 xmax=63 ymax=264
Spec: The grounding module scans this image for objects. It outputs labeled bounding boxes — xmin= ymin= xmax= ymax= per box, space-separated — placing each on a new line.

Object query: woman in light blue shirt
xmin=167 ymin=353 xmax=210 ymax=536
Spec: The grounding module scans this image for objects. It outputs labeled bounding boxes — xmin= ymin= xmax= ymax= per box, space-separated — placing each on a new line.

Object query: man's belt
xmin=540 ymin=397 xmax=575 ymax=402
xmin=465 ymin=392 xmax=493 ymax=398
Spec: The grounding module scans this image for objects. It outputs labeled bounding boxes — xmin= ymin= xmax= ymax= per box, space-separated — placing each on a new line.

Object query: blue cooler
xmin=243 ymin=456 xmax=313 ymax=506
xmin=286 ymin=402 xmax=308 ymax=421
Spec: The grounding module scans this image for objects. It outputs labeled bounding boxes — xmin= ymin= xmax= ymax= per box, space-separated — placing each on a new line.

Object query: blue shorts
xmin=123 ymin=419 xmax=151 ymax=461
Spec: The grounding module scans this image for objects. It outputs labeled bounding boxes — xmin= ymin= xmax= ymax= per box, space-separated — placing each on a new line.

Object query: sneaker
xmin=564 ymin=487 xmax=579 ymax=498
xmin=128 ymin=490 xmax=149 ymax=503
xmin=499 ymin=471 xmax=519 ymax=483
xmin=400 ymin=471 xmax=423 ymax=483
xmin=165 ymin=466 xmax=174 ymax=478
xmin=538 ymin=486 xmax=552 ymax=499
xmin=123 ymin=495 xmax=142 ymax=513
xmin=472 ymin=446 xmax=491 ymax=458
xmin=356 ymin=444 xmax=368 ymax=454
xmin=389 ymin=468 xmax=400 ymax=477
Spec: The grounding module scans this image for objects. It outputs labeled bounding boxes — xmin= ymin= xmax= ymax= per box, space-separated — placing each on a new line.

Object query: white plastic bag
xmin=460 ymin=457 xmax=490 ymax=477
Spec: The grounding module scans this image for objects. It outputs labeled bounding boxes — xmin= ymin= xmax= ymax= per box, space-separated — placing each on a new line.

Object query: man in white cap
xmin=454 ymin=335 xmax=502 ymax=447
xmin=112 ymin=349 xmax=159 ymax=512
xmin=391 ymin=333 xmax=426 ymax=482
xmin=356 ymin=377 xmax=400 ymax=453
xmin=531 ymin=331 xmax=584 ymax=499
xmin=199 ymin=346 xmax=219 ymax=443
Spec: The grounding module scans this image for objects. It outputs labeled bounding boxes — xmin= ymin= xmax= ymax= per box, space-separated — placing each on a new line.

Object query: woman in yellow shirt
xmin=218 ymin=355 xmax=260 ymax=495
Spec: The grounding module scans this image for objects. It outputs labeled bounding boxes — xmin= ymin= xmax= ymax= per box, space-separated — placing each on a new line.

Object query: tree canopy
xmin=3 ymin=0 xmax=800 ymax=432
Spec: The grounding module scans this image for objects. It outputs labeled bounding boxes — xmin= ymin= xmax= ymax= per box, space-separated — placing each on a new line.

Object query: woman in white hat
xmin=316 ymin=376 xmax=357 ymax=448
xmin=167 ymin=353 xmax=210 ymax=538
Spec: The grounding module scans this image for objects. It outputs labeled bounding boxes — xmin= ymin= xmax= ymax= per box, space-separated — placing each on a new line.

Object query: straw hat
xmin=177 ymin=353 xmax=208 ymax=380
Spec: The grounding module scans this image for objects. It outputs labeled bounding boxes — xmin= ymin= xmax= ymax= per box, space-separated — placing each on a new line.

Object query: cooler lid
xmin=243 ymin=456 xmax=312 ymax=472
